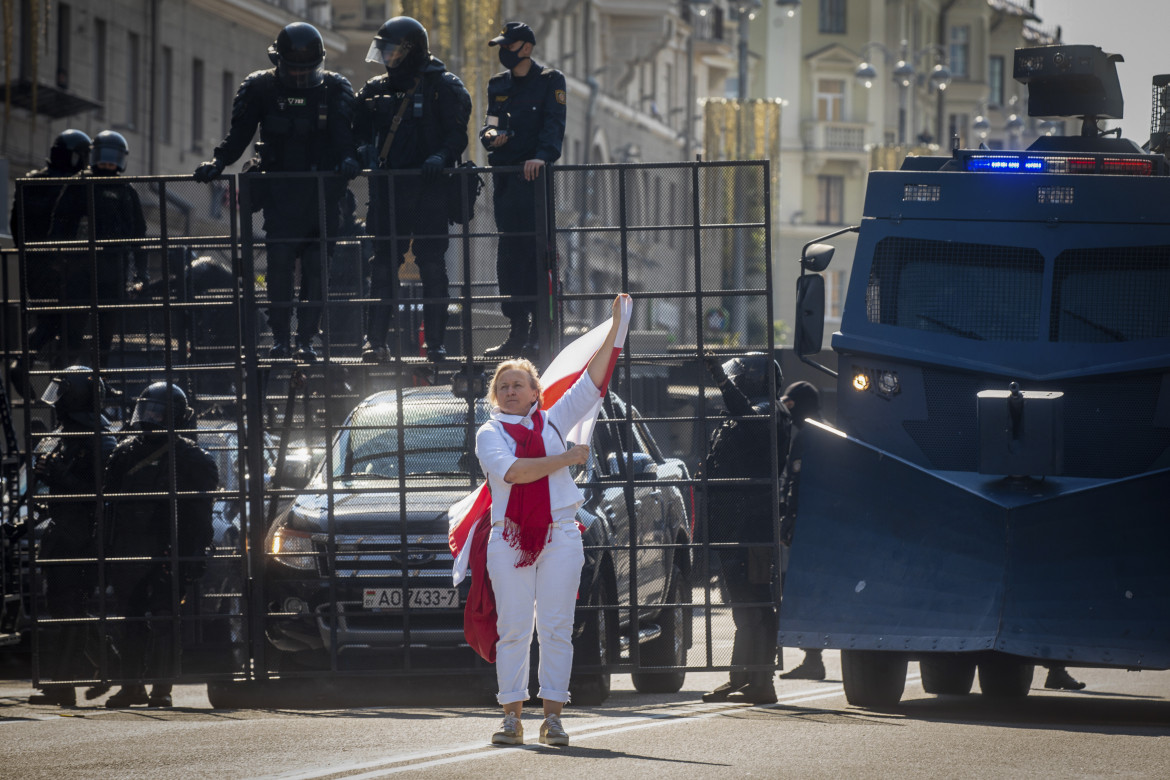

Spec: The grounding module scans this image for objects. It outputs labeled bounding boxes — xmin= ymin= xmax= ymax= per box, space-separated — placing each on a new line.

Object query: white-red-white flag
xmin=448 ymin=298 xmax=633 ymax=584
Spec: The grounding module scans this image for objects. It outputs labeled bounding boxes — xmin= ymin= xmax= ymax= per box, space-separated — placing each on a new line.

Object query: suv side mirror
xmin=795 ymin=274 xmax=826 ymax=356
xmin=801 ymin=243 xmax=836 ymax=272
xmin=604 ymin=452 xmax=659 ymax=481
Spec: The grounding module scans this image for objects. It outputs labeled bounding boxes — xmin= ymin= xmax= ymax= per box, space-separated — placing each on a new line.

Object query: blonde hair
xmin=487 ymin=358 xmax=541 ymax=408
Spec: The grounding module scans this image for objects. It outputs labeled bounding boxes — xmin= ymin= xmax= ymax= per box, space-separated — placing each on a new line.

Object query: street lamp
xmin=855 ymin=40 xmax=951 ymax=145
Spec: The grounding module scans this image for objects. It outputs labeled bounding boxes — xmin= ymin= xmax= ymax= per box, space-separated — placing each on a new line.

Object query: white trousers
xmin=487 ymin=520 xmax=585 ymax=705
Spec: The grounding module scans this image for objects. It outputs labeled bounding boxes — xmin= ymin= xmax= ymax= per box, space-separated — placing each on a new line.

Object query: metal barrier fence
xmin=0 ymin=160 xmax=782 ymax=706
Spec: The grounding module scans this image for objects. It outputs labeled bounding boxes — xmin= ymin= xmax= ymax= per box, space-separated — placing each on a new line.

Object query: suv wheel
xmin=631 ymin=564 xmax=688 ymax=694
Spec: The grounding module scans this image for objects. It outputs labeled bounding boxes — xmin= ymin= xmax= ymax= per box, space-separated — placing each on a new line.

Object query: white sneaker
xmin=539 ymin=714 xmax=569 ymax=746
xmin=491 ymin=713 xmax=524 ymax=745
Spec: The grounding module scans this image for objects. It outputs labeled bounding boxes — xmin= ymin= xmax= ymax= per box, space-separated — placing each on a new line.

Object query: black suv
xmin=258 ymin=385 xmax=692 ymax=703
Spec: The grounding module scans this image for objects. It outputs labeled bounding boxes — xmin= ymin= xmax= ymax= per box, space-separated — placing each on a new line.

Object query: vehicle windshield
xmin=330 ymin=396 xmax=485 ymax=479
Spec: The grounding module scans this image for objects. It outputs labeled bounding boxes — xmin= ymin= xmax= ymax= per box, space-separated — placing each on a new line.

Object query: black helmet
xmin=91 ymin=130 xmax=129 ymax=173
xmin=47 ymin=129 xmax=92 ymax=173
xmin=782 ymin=381 xmax=821 ymax=422
xmin=131 ymin=382 xmax=193 ymax=430
xmin=269 ymin=22 xmax=325 ymax=89
xmin=366 ymin=17 xmax=428 ymax=73
xmin=41 ymin=365 xmax=107 ymax=426
xmin=722 ymin=352 xmax=783 ymax=404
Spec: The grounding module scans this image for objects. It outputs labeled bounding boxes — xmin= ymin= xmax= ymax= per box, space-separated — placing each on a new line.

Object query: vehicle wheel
xmin=919 ymin=654 xmax=976 ymax=695
xmin=977 ymin=656 xmax=1034 ymax=699
xmin=631 ymin=565 xmax=688 ymax=694
xmin=841 ymin=649 xmax=907 ymax=708
xmin=571 ymin=572 xmax=616 ymax=706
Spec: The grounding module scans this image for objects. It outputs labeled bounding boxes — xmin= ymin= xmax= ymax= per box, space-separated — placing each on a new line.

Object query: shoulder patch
xmin=555 ymin=89 xmax=566 ymax=105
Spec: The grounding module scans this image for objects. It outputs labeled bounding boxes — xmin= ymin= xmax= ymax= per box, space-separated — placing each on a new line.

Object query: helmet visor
xmin=366 ymin=39 xmax=410 ymax=69
xmin=91 ymin=145 xmax=126 ymax=171
xmin=130 ymin=399 xmax=169 ymax=428
xmin=40 ymin=378 xmax=66 ymax=406
xmin=278 ymin=60 xmax=325 ymax=89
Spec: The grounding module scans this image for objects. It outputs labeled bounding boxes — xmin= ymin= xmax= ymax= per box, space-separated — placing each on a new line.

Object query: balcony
xmin=802 ymin=120 xmax=868 ymax=152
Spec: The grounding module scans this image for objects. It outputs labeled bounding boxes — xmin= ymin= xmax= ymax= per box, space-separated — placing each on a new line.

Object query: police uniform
xmin=212 ymin=68 xmax=356 ymax=353
xmin=32 ymin=413 xmax=116 ymax=701
xmin=49 ymin=174 xmax=148 ymax=363
xmin=355 ymin=56 xmax=471 ymax=358
xmin=103 ymin=430 xmax=218 ymax=703
xmin=10 ymin=165 xmax=81 ymax=358
xmin=479 ymin=57 xmax=567 ymax=342
xmin=701 ymin=358 xmax=790 ymax=700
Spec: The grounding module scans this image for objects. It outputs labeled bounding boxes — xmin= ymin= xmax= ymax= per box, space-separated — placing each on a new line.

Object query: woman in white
xmin=476 ymin=293 xmax=629 ymax=747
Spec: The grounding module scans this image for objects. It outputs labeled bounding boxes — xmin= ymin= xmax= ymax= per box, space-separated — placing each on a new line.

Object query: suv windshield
xmin=330 ymin=396 xmax=486 ymax=479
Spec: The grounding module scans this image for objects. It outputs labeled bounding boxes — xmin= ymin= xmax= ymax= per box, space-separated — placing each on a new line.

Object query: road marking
xmin=259 ymin=680 xmax=896 ymax=780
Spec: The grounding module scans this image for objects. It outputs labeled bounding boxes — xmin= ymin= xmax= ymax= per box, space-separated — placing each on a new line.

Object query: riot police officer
xmin=479 ymin=21 xmax=566 ymax=359
xmin=8 ymin=131 xmax=91 ymax=383
xmin=103 ymin=383 xmax=218 ymax=708
xmin=194 ymin=23 xmax=359 ymax=362
xmin=700 ymin=352 xmax=790 ymax=704
xmin=354 ymin=16 xmax=471 ymax=363
xmin=776 ymin=380 xmax=827 ymax=682
xmin=48 ymin=131 xmax=148 ymax=366
xmin=27 ymin=366 xmax=117 ymax=706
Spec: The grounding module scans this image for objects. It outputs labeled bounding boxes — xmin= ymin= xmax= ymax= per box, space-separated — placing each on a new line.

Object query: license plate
xmin=362 ymin=587 xmax=459 ymax=610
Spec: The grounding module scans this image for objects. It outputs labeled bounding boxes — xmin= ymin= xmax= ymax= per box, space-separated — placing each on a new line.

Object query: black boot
xmin=269 ymin=323 xmax=292 ymax=361
xmin=105 ymin=684 xmax=149 ymax=708
xmin=520 ymin=318 xmax=540 ymax=361
xmin=362 ymin=307 xmax=391 ymax=363
xmin=1044 ymin=666 xmax=1086 ymax=690
xmin=779 ymin=649 xmax=825 ymax=681
xmin=147 ymin=684 xmax=173 ymax=708
xmin=294 ymin=335 xmax=318 ymax=363
xmin=483 ymin=317 xmax=527 ymax=359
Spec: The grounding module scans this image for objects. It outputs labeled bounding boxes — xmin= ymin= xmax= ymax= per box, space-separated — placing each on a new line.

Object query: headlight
xmin=271 ymin=527 xmax=318 ymax=571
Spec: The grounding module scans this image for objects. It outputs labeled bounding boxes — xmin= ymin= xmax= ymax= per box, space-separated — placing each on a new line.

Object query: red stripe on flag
xmin=448 ymin=483 xmax=491 ymax=555
xmin=540 ymin=367 xmax=587 ymax=409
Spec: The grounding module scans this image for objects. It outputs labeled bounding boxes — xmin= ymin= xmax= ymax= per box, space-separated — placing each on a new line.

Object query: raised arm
xmin=587 ymin=293 xmax=630 ymax=390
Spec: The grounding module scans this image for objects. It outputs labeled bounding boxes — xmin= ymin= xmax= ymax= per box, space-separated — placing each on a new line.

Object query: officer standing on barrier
xmin=776 ymin=380 xmax=827 ymax=682
xmin=479 ymin=21 xmax=566 ymax=359
xmin=194 ymin=22 xmax=360 ymax=362
xmin=8 ymin=130 xmax=91 ymax=384
xmin=699 ymin=352 xmax=790 ymax=704
xmin=354 ymin=16 xmax=471 ymax=363
xmin=27 ymin=367 xmax=117 ymax=707
xmin=49 ymin=131 xmax=148 ymax=367
xmin=103 ymin=383 xmax=218 ymax=709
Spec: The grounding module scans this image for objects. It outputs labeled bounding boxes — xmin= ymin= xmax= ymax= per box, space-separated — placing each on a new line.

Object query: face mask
xmin=498 ymin=47 xmax=527 ymax=70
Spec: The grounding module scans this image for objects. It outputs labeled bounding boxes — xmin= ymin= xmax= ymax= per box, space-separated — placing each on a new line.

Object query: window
xmin=988 ymin=55 xmax=1004 ymax=107
xmin=126 ymin=32 xmax=140 ymax=128
xmin=819 ymin=0 xmax=846 ymax=34
xmin=949 ymin=25 xmax=970 ymax=79
xmin=56 ymin=3 xmax=71 ymax=89
xmin=816 ymin=175 xmax=844 ymax=224
xmin=222 ymin=71 xmax=235 ymax=138
xmin=94 ymin=18 xmax=107 ymax=118
xmin=363 ymin=0 xmax=383 ymax=25
xmin=192 ymin=58 xmax=205 ymax=153
xmin=815 ymin=79 xmax=845 ymax=121
xmin=866 ymin=237 xmax=1044 ymax=341
xmin=161 ymin=47 xmax=173 ymax=145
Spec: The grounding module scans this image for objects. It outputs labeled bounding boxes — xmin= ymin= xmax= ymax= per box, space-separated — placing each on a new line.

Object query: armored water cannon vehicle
xmin=780 ymin=44 xmax=1170 ymax=707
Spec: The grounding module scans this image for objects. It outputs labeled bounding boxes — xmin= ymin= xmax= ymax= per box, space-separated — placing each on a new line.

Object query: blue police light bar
xmin=965 ymin=155 xmax=1047 ymax=172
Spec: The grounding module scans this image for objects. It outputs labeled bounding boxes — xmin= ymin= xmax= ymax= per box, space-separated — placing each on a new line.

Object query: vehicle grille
xmin=316 ymin=533 xmax=456 ymax=579
xmin=904 ymin=369 xmax=1170 ymax=478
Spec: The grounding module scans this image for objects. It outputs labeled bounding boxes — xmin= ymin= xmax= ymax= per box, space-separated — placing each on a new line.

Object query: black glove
xmin=337 ymin=156 xmax=361 ymax=180
xmin=421 ymin=153 xmax=445 ymax=183
xmin=193 ymin=159 xmax=224 ymax=183
xmin=703 ymin=350 xmax=728 ymax=385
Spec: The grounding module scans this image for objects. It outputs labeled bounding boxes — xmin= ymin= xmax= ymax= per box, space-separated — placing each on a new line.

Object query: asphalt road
xmin=3 ymin=648 xmax=1168 ymax=779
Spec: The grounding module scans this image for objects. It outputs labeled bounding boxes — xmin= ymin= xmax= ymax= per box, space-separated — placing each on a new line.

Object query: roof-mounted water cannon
xmin=1014 ymin=45 xmax=1124 ymax=138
